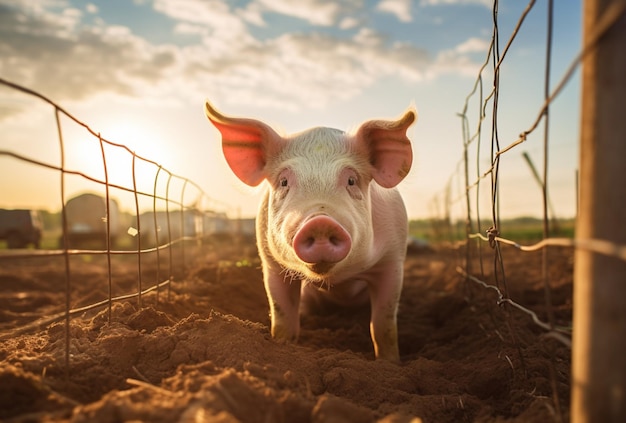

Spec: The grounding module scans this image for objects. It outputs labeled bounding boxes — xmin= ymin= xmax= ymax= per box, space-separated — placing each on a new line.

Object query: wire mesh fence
xmin=0 ymin=77 xmax=245 ymax=372
xmin=428 ymin=0 xmax=626 ymax=420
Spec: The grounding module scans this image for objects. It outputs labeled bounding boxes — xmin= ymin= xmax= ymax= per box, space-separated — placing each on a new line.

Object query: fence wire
xmin=0 ymin=77 xmax=237 ymax=372
xmin=431 ymin=0 xmax=626 ymax=420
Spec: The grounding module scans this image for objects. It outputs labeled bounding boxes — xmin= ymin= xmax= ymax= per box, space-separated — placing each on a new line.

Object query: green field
xmin=409 ymin=216 xmax=575 ymax=244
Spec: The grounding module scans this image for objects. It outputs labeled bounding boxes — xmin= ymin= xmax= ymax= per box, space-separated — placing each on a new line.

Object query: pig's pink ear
xmin=356 ymin=109 xmax=416 ymax=188
xmin=205 ymin=101 xmax=279 ymax=187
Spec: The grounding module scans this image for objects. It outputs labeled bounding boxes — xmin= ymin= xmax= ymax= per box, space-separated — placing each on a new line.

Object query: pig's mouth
xmin=305 ymin=276 xmax=334 ymax=292
xmin=306 ymin=261 xmax=336 ymax=276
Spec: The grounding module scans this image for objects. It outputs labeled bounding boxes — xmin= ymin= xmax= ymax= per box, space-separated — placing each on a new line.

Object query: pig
xmin=205 ymin=101 xmax=416 ymax=361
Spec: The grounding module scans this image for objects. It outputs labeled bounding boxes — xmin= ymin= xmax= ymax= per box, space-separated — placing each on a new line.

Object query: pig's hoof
xmin=271 ymin=325 xmax=299 ymax=343
xmin=376 ymin=353 xmax=401 ymax=363
xmin=374 ymin=346 xmax=400 ymax=363
xmin=377 ymin=354 xmax=401 ymax=364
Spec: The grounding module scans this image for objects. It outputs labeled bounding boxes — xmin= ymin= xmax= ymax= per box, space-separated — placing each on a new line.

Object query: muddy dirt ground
xmin=0 ymin=240 xmax=572 ymax=422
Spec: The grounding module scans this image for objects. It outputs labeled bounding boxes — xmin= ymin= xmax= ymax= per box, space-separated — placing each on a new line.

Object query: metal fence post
xmin=572 ymin=1 xmax=626 ymax=421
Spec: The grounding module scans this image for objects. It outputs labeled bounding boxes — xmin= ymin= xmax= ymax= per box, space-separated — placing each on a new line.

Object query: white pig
xmin=205 ymin=101 xmax=416 ymax=361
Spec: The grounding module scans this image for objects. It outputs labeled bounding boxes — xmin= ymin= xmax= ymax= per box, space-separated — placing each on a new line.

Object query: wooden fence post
xmin=572 ymin=1 xmax=626 ymax=422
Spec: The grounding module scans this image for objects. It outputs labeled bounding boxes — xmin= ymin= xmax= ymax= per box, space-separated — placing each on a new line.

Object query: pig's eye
xmin=276 ymin=169 xmax=293 ymax=191
xmin=343 ymin=169 xmax=362 ymax=200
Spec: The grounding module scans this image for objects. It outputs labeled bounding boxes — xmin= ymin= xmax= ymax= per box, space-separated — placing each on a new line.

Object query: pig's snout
xmin=293 ymin=216 xmax=351 ymax=269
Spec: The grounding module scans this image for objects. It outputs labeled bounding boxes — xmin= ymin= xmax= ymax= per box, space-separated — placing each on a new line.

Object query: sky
xmin=0 ymin=0 xmax=582 ymax=220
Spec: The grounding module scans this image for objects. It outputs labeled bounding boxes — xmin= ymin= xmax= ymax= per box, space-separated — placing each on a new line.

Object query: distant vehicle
xmin=0 ymin=209 xmax=43 ymax=249
xmin=63 ymin=193 xmax=120 ymax=249
xmin=406 ymin=236 xmax=433 ymax=254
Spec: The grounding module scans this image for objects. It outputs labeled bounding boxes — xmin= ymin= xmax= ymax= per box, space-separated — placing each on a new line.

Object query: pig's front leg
xmin=263 ymin=262 xmax=302 ymax=342
xmin=368 ymin=261 xmax=403 ymax=362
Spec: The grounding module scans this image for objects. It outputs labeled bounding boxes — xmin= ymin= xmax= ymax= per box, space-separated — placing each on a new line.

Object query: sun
xmin=99 ymin=121 xmax=172 ymax=196
xmin=61 ymin=116 xmax=176 ymax=212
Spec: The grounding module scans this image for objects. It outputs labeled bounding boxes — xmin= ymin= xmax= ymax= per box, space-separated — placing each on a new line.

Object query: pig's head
xmin=205 ymin=101 xmax=416 ymax=281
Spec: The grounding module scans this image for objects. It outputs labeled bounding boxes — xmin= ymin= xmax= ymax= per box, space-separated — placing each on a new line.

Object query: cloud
xmin=0 ymin=0 xmax=486 ymax=114
xmin=430 ymin=37 xmax=489 ymax=77
xmin=455 ymin=37 xmax=490 ymax=54
xmin=181 ymin=26 xmax=432 ymax=110
xmin=0 ymin=1 xmax=178 ymax=103
xmin=376 ymin=0 xmax=413 ymax=23
xmin=153 ymin=0 xmax=252 ymax=43
xmin=252 ymin=0 xmax=360 ymax=26
xmin=154 ymin=0 xmax=363 ymax=29
xmin=338 ymin=16 xmax=361 ymax=29
xmin=420 ymin=0 xmax=491 ymax=7
xmin=236 ymin=2 xmax=267 ymax=27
